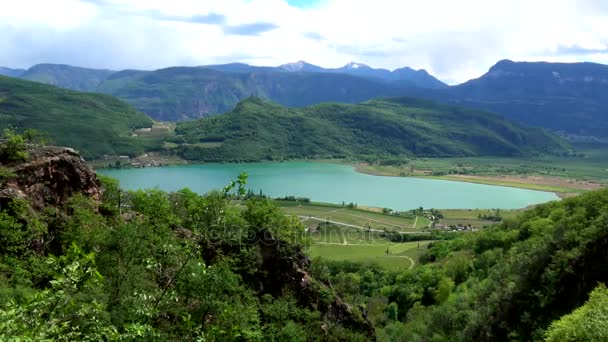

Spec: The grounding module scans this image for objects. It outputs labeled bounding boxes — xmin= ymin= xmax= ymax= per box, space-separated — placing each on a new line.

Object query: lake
xmin=99 ymin=162 xmax=559 ymax=210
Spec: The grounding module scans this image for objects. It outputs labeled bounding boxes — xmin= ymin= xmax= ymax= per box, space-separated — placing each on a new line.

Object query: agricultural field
xmin=307 ymin=229 xmax=431 ymax=270
xmin=435 ymin=208 xmax=521 ymax=228
xmin=276 ymin=202 xmax=434 ymax=269
xmin=277 ymin=200 xmax=431 ymax=232
xmin=353 ymin=142 xmax=608 ymax=195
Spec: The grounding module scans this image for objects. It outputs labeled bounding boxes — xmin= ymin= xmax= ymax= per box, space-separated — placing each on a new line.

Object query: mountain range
xmin=2 ymin=60 xmax=608 ymax=138
xmin=0 ymin=73 xmax=569 ymax=161
xmin=278 ymin=61 xmax=447 ymax=88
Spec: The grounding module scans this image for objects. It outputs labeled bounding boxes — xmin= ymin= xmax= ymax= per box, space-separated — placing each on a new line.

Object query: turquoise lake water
xmin=99 ymin=162 xmax=559 ymax=210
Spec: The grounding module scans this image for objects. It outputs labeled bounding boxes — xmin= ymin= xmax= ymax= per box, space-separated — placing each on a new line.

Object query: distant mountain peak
xmin=488 ymin=59 xmax=518 ymax=72
xmin=343 ymin=62 xmax=371 ymax=70
xmin=278 ymin=60 xmax=323 ymax=72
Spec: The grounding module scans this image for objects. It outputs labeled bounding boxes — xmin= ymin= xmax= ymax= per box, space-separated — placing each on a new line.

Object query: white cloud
xmin=1 ymin=0 xmax=608 ymax=84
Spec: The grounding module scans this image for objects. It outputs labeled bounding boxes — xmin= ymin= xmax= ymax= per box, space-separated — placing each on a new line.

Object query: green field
xmin=276 ymin=201 xmax=434 ymax=269
xmin=277 ymin=201 xmax=431 ymax=232
xmin=359 ymin=144 xmax=608 ymax=184
xmin=307 ymin=240 xmax=431 ymax=270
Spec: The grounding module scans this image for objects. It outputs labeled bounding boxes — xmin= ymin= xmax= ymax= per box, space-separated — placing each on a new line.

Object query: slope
xmin=96 ymin=66 xmax=407 ymax=121
xmin=0 ymin=75 xmax=154 ymax=158
xmin=0 ymin=67 xmax=26 ymax=78
xmin=403 ymin=60 xmax=608 ymax=138
xmin=20 ymin=63 xmax=115 ymax=92
xmin=173 ymin=96 xmax=570 ymax=161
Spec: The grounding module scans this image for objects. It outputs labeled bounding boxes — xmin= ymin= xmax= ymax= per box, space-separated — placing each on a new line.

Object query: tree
xmin=545 ymin=284 xmax=608 ymax=342
xmin=23 ymin=128 xmax=50 ymax=145
xmin=0 ymin=128 xmax=28 ymax=163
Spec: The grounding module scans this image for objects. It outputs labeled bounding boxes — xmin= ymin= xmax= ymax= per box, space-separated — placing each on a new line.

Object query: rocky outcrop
xmin=202 ymin=230 xmax=377 ymax=339
xmin=0 ymin=145 xmax=101 ymax=211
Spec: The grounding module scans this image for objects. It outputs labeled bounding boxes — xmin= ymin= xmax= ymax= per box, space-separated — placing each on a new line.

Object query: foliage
xmin=19 ymin=63 xmax=114 ymax=92
xmin=0 ymin=75 xmax=154 ymax=159
xmin=307 ymin=189 xmax=608 ymax=341
xmin=0 ymin=128 xmax=28 ymax=163
xmin=95 ymin=66 xmax=407 ymax=121
xmin=0 ymin=167 xmax=16 ymax=182
xmin=545 ymin=284 xmax=608 ymax=341
xmin=173 ymin=96 xmax=569 ymax=162
xmin=0 ymin=174 xmax=368 ymax=340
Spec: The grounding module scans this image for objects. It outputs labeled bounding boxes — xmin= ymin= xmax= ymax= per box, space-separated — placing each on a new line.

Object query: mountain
xmin=96 ymin=66 xmax=406 ymax=121
xmin=403 ymin=60 xmax=608 ymax=138
xmin=6 ymin=62 xmax=447 ymax=121
xmin=278 ymin=60 xmax=326 ymax=73
xmin=0 ymin=67 xmax=26 ymax=78
xmin=0 ymin=75 xmax=154 ymax=158
xmin=19 ymin=63 xmax=115 ymax=92
xmin=278 ymin=61 xmax=448 ymax=88
xmin=172 ymin=96 xmax=569 ymax=162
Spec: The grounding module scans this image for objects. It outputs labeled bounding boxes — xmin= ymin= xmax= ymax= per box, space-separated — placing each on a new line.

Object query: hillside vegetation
xmin=404 ymin=60 xmax=608 ymax=138
xmin=173 ymin=96 xmax=570 ymax=161
xmin=97 ymin=67 xmax=405 ymax=121
xmin=0 ymin=146 xmax=374 ymax=340
xmin=9 ymin=60 xmax=608 ymax=137
xmin=20 ymin=64 xmax=115 ymax=92
xmin=0 ymin=76 xmax=154 ymax=158
xmin=313 ymin=188 xmax=608 ymax=340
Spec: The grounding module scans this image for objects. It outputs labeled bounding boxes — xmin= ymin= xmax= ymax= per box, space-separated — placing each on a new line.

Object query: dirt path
xmin=384 ymin=255 xmax=415 ymax=270
xmin=329 ymin=209 xmax=412 ymax=228
xmin=299 ymin=216 xmax=425 ymax=234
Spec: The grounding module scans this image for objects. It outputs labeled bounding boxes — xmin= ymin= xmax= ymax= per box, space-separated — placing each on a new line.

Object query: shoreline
xmin=350 ymin=162 xmax=603 ymax=198
xmin=93 ymin=156 xmax=603 ymax=198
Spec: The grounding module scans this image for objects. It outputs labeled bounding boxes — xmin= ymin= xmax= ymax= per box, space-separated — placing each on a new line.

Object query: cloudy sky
xmin=1 ymin=0 xmax=608 ymax=84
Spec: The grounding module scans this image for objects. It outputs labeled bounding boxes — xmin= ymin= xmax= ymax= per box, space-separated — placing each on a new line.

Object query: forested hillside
xmin=20 ymin=64 xmax=115 ymax=92
xmin=0 ymin=76 xmax=154 ymax=158
xmin=0 ymin=144 xmax=374 ymax=340
xmin=313 ymin=188 xmax=608 ymax=341
xmin=173 ymin=96 xmax=570 ymax=161
xmin=96 ymin=67 xmax=405 ymax=121
xmin=4 ymin=62 xmax=446 ymax=121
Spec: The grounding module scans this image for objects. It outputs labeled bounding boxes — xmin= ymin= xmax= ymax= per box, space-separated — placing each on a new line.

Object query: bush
xmin=0 ymin=129 xmax=28 ymax=163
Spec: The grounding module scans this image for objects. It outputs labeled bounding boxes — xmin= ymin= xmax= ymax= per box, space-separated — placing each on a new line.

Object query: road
xmin=299 ymin=216 xmax=426 ymax=234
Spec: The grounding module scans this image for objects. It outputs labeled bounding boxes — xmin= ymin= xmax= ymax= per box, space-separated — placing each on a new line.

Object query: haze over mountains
xmin=2 ymin=59 xmax=608 ymax=138
xmin=402 ymin=60 xmax=608 ymax=139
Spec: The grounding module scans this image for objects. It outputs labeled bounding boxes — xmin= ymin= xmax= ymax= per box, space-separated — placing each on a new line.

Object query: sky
xmin=1 ymin=0 xmax=608 ymax=84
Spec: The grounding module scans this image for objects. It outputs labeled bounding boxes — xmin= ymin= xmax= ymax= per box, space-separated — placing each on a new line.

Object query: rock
xmin=201 ymin=230 xmax=376 ymax=339
xmin=0 ymin=145 xmax=101 ymax=211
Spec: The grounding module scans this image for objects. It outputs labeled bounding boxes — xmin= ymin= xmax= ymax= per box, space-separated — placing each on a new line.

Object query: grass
xmin=307 ymin=240 xmax=431 ymax=270
xmin=277 ymin=201 xmax=430 ymax=232
xmin=277 ymin=202 xmax=434 ymax=269
xmin=353 ymin=144 xmax=608 ymax=194
xmin=427 ymin=175 xmax=585 ymax=193
xmin=439 ymin=208 xmax=521 ymax=220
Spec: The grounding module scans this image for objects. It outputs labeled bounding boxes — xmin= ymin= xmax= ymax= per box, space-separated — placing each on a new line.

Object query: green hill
xmin=0 ymin=76 xmax=154 ymax=158
xmin=20 ymin=64 xmax=115 ymax=92
xmin=173 ymin=96 xmax=570 ymax=161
